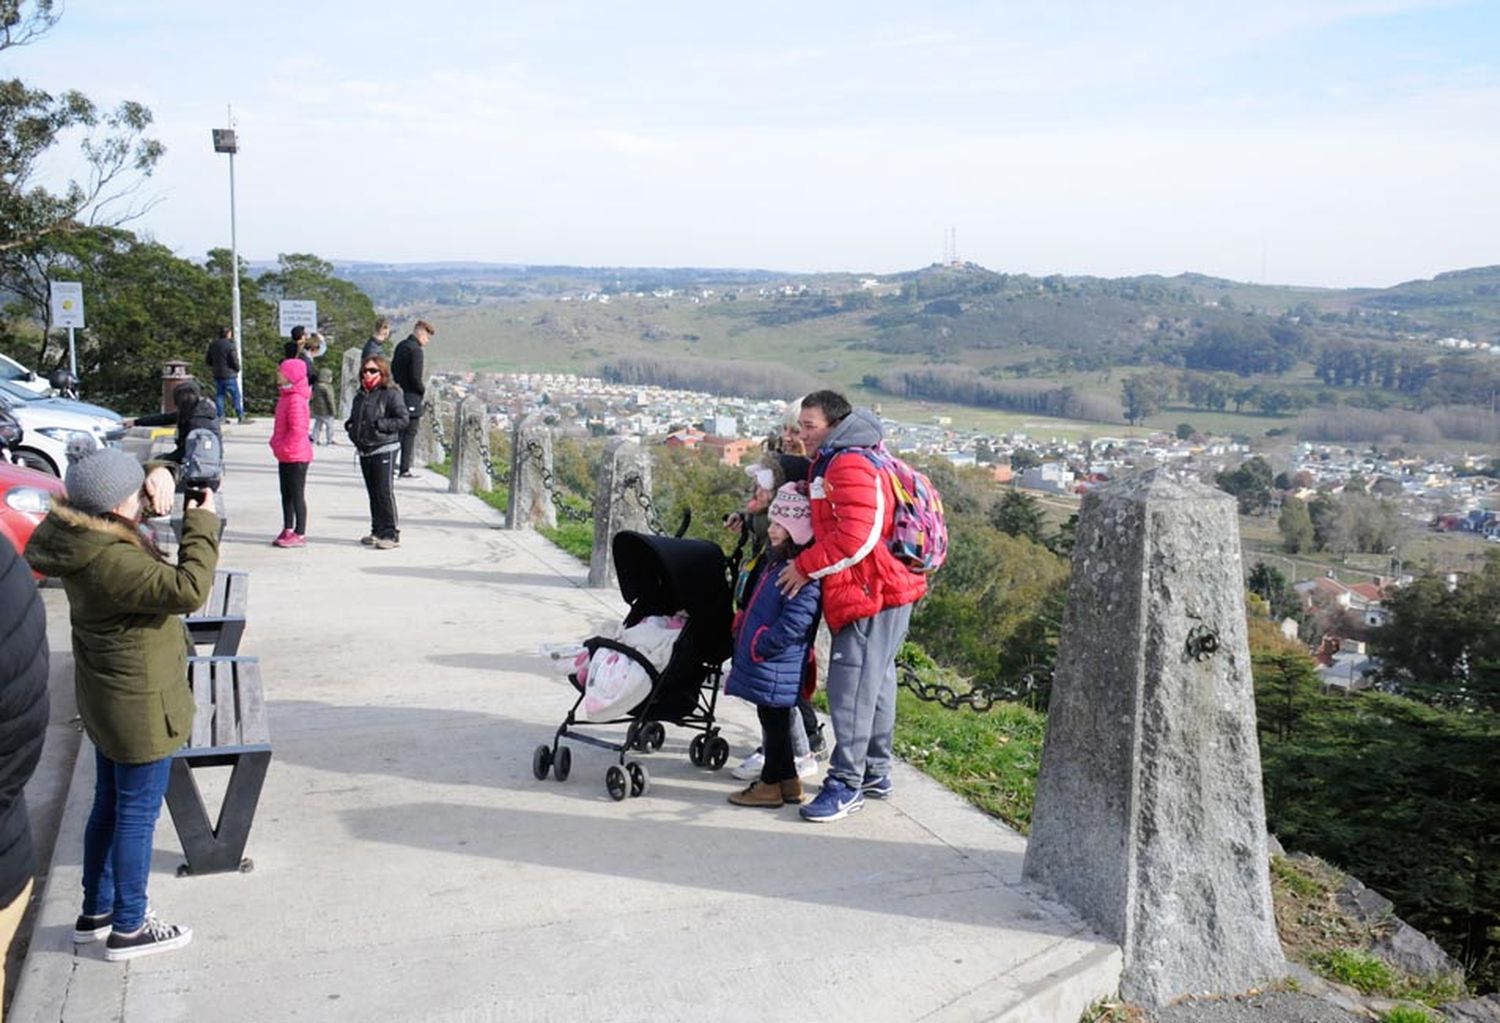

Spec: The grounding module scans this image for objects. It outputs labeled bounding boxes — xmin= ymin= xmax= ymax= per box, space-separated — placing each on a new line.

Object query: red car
xmin=0 ymin=456 xmax=66 ymax=575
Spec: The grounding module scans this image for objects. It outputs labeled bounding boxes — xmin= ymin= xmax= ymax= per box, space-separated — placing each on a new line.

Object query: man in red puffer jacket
xmin=777 ymin=390 xmax=925 ymax=822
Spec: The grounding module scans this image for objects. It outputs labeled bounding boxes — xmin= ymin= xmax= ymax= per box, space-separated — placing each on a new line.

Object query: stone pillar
xmin=506 ymin=414 xmax=557 ymax=530
xmin=1022 ymin=470 xmax=1283 ymax=1010
xmin=588 ymin=438 xmax=652 ymax=587
xmin=413 ymin=386 xmax=446 ymax=467
xmin=338 ymin=347 xmax=362 ymax=420
xmin=447 ymin=396 xmax=491 ymax=496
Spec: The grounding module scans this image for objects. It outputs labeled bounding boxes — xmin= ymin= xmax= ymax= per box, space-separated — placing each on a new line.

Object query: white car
xmin=0 ymin=351 xmax=52 ymax=396
xmin=0 ymin=386 xmax=124 ymax=476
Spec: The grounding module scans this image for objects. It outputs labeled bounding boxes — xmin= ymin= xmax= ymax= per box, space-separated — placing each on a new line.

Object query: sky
xmin=7 ymin=1 xmax=1500 ymax=288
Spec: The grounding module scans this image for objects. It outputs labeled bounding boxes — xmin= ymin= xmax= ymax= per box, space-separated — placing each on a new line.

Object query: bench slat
xmin=221 ymin=572 xmax=249 ymax=617
xmin=211 ymin=661 xmax=235 ymax=746
xmin=189 ymin=661 xmax=214 ymax=748
xmin=236 ymin=662 xmax=270 ymax=745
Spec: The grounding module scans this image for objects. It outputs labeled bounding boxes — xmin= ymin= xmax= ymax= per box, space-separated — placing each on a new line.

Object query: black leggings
xmin=278 ymin=461 xmax=309 ymax=534
xmin=359 ymin=450 xmax=399 ymax=540
xmin=757 ymin=706 xmax=796 ymax=784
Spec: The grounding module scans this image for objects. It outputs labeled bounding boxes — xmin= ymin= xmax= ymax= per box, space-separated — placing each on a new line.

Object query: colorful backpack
xmin=854 ymin=445 xmax=949 ymax=574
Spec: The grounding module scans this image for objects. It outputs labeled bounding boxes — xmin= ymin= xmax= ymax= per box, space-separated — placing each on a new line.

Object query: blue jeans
xmin=82 ymin=748 xmax=172 ymax=933
xmin=214 ymin=376 xmax=243 ymax=418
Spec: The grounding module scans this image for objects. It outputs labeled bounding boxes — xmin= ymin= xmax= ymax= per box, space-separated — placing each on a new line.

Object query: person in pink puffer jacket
xmin=268 ymin=357 xmax=313 ymax=547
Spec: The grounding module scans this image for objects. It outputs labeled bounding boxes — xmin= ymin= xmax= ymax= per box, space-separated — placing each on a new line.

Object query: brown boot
xmin=780 ymin=777 xmax=804 ymax=804
xmin=728 ymin=781 xmax=784 ymax=808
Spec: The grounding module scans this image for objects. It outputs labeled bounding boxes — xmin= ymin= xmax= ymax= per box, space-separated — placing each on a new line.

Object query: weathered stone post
xmin=338 ymin=347 xmax=362 ymax=419
xmin=447 ymin=396 xmax=491 ymax=496
xmin=413 ymin=385 xmax=446 ymax=467
xmin=588 ymin=438 xmax=652 ymax=587
xmin=1022 ymin=470 xmax=1284 ymax=1009
xmin=506 ymin=414 xmax=557 ymax=530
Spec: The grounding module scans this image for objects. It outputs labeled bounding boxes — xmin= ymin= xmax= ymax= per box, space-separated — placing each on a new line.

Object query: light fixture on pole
xmin=212 ymin=115 xmax=243 ymax=405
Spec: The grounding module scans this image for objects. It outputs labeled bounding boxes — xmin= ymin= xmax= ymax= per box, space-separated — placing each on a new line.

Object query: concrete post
xmin=588 ymin=438 xmax=651 ymax=588
xmin=413 ymin=385 xmax=445 ymax=467
xmin=447 ymin=396 xmax=491 ymax=496
xmin=506 ymin=414 xmax=557 ymax=530
xmin=338 ymin=347 xmax=362 ymax=420
xmin=1021 ymin=470 xmax=1284 ymax=1010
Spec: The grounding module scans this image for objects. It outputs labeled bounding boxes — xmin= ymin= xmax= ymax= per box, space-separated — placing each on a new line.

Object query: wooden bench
xmin=165 ymin=656 xmax=272 ymax=875
xmin=185 ymin=568 xmax=248 ymax=656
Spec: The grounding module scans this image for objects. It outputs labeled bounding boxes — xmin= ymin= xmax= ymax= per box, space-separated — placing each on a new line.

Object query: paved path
xmin=13 ymin=422 xmax=1119 ymax=1023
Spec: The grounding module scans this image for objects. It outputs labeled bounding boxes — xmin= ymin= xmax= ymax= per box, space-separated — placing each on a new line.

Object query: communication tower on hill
xmin=942 ymin=226 xmax=959 ymax=266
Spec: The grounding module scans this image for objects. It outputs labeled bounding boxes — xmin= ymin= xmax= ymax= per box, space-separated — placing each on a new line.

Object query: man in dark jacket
xmin=204 ymin=326 xmax=243 ymax=424
xmin=390 ymin=319 xmax=434 ymax=477
xmin=0 ymin=536 xmax=51 ymax=988
xmin=359 ymin=317 xmax=391 ymax=362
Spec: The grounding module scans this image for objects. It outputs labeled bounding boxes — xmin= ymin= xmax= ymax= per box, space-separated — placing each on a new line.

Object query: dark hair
xmin=800 ymin=389 xmax=851 ymax=425
xmin=172 ymin=380 xmax=202 ymax=414
xmin=374 ymin=316 xmax=390 ymax=333
xmin=218 ymin=326 xmax=232 ymax=339
xmin=283 ymin=340 xmax=300 ymax=360
xmin=290 ymin=325 xmax=307 ymax=342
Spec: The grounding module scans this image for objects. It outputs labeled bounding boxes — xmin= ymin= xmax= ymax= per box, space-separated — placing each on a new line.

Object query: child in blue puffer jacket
xmin=724 ymin=483 xmax=821 ymax=809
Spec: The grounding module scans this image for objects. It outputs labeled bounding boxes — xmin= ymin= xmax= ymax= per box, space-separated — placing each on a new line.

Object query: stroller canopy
xmin=612 ymin=531 xmax=732 ymax=657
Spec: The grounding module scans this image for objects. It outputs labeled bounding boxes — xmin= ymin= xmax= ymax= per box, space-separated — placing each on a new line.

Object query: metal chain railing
xmin=617 ymin=471 xmax=668 ymax=535
xmin=527 ymin=440 xmax=589 ymax=522
xmin=898 ymin=662 xmax=1054 ymax=713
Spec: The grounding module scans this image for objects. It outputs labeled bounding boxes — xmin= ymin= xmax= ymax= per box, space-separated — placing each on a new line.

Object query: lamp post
xmin=211 ymin=115 xmax=243 ymax=403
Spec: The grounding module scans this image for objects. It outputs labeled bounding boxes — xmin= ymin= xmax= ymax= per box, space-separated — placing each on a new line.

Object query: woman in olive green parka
xmin=25 ymin=449 xmax=217 ymax=962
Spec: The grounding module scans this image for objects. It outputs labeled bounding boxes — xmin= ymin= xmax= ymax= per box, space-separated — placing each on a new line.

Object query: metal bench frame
xmin=166 ymin=655 xmax=271 ymax=875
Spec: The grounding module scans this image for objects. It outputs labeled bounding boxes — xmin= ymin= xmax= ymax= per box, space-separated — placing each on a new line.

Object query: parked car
xmin=0 ymin=378 xmax=125 ymax=424
xmin=0 ymin=386 xmax=124 ymax=476
xmin=0 ymin=455 xmax=66 ymax=575
xmin=0 ymin=351 xmax=51 ymax=396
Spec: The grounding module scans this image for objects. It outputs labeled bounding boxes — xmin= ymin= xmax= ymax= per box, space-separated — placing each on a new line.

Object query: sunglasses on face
xmin=361 ymin=367 xmax=380 ymax=375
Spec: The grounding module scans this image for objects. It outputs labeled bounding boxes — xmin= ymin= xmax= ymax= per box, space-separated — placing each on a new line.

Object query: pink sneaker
xmin=271 ymin=529 xmax=296 ymax=547
xmin=284 ymin=533 xmax=306 ymax=547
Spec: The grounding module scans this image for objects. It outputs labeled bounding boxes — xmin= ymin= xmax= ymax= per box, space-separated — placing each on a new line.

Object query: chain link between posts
xmin=617 ymin=472 xmax=667 ymax=535
xmin=898 ymin=662 xmax=1054 ymax=713
xmin=527 ymin=440 xmax=589 ymax=522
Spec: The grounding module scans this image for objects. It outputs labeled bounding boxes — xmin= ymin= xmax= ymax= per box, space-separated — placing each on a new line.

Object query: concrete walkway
xmin=12 ymin=422 xmax=1119 ymax=1023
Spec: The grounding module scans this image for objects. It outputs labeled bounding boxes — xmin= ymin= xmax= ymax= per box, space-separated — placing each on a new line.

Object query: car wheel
xmin=10 ymin=449 xmax=58 ymax=476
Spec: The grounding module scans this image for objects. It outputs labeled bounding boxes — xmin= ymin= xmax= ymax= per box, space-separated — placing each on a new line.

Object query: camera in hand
xmin=183 ymin=487 xmax=208 ymax=508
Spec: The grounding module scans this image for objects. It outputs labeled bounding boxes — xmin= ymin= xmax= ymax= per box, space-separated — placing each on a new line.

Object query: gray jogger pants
xmin=825 ymin=602 xmax=914 ymax=788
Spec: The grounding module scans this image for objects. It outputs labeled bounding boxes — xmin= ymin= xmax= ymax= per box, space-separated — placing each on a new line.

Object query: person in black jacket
xmin=133 ymin=382 xmax=222 ymax=489
xmin=0 ymin=536 xmax=50 ymax=993
xmin=359 ymin=317 xmax=391 ymax=363
xmin=390 ymin=319 xmax=434 ymax=478
xmin=345 ymin=355 xmax=408 ymax=550
xmin=204 ymin=326 xmax=243 ymax=423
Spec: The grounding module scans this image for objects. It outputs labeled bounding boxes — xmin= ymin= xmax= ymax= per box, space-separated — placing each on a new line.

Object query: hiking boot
xmin=103 ymin=914 xmax=192 ymax=962
xmin=795 ymin=753 xmax=819 ymax=779
xmin=728 ymin=781 xmax=783 ymax=808
xmin=861 ymin=773 xmax=894 ymax=799
xmin=374 ymin=537 xmax=399 ymax=550
xmin=360 ymin=535 xmax=377 ymax=546
xmin=730 ymin=748 xmax=765 ymax=781
xmin=74 ymin=912 xmax=112 ymax=943
xmin=779 ymin=777 xmax=805 ymax=804
xmin=800 ymin=776 xmax=864 ymax=823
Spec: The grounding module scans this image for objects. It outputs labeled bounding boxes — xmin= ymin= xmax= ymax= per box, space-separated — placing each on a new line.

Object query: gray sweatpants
xmin=825 ymin=602 xmax=913 ymax=788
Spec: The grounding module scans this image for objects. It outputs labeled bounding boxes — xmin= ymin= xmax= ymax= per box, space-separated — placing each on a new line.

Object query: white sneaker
xmin=796 ymin=753 xmax=820 ymax=779
xmin=730 ymin=748 xmax=765 ymax=780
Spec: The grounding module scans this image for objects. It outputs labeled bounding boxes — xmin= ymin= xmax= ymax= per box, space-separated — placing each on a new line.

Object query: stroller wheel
xmin=605 ymin=765 xmax=629 ymax=801
xmin=688 ymin=734 xmax=707 ymax=767
xmin=706 ymin=736 xmax=730 ymax=771
xmin=627 ymin=761 xmax=650 ymax=797
xmin=532 ymin=745 xmax=553 ymax=781
xmin=645 ymin=722 xmax=666 ymax=752
xmin=554 ymin=746 xmax=572 ymax=782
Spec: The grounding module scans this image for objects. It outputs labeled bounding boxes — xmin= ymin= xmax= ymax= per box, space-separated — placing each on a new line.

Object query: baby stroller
xmin=533 ymin=530 xmax=734 ymax=801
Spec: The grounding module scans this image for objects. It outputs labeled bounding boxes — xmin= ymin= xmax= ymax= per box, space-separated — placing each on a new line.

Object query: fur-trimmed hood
xmin=24 ymin=500 xmax=149 ymax=579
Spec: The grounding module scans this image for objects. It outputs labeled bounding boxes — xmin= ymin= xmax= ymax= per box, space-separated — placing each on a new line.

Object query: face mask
xmin=361 ymin=375 xmax=378 ymax=391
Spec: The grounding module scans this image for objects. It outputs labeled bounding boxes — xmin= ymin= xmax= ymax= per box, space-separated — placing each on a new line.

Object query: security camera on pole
xmin=211 ymin=114 xmax=242 ymax=405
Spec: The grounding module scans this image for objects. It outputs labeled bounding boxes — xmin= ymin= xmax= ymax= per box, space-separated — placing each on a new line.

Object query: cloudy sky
xmin=8 ymin=1 xmax=1498 ymax=287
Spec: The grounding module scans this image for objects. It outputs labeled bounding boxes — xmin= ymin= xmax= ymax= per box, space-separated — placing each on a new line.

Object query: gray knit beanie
xmin=65 ymin=448 xmax=144 ymax=515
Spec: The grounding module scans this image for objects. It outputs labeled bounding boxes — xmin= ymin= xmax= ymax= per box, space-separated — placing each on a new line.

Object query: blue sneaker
xmin=800 ymin=776 xmax=864 ymax=823
xmin=861 ymin=773 xmax=893 ymax=799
